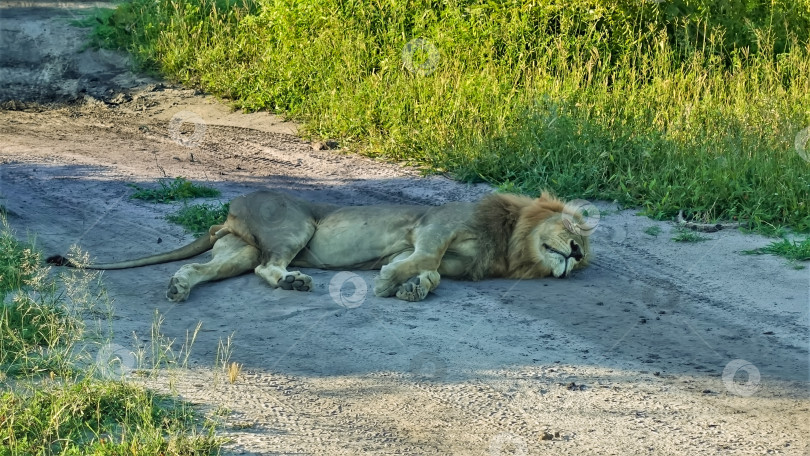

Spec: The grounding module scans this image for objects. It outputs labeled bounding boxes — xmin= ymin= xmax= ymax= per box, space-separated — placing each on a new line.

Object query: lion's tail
xmin=46 ymin=227 xmax=226 ymax=270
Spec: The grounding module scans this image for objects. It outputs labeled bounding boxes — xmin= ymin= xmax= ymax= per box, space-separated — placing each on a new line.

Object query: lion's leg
xmin=374 ymin=225 xmax=453 ymax=301
xmin=252 ymin=224 xmax=316 ymax=292
xmin=254 ymin=264 xmax=313 ymax=291
xmin=167 ymin=234 xmax=260 ymax=302
xmin=224 ymin=192 xmax=319 ymax=292
xmin=374 ymin=251 xmax=413 ymax=297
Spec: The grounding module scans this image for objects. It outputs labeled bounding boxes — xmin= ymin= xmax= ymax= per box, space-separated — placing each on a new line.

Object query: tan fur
xmin=50 ymin=190 xmax=591 ymax=302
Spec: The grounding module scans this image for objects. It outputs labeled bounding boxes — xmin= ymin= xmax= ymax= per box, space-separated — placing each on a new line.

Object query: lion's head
xmin=507 ymin=192 xmax=591 ymax=279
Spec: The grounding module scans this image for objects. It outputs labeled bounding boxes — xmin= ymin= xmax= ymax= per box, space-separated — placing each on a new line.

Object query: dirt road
xmin=1 ymin=3 xmax=808 ymax=455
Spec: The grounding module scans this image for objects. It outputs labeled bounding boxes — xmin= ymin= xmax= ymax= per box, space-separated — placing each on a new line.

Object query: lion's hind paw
xmin=277 ymin=272 xmax=312 ymax=291
xmin=167 ymin=276 xmax=191 ymax=302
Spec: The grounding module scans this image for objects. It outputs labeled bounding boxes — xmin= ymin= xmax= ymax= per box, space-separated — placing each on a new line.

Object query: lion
xmin=47 ymin=190 xmax=591 ymax=302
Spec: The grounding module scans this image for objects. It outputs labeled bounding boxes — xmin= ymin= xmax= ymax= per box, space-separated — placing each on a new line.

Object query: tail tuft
xmin=46 ymin=255 xmax=75 ymax=267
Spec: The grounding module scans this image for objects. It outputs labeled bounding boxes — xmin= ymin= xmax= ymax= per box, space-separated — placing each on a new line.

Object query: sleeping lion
xmin=48 ymin=191 xmax=592 ymax=302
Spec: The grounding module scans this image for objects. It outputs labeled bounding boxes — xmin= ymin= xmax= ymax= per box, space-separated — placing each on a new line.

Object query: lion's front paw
xmin=277 ymin=271 xmax=312 ymax=291
xmin=167 ymin=276 xmax=191 ymax=302
xmin=373 ymin=278 xmax=398 ymax=297
xmin=374 ymin=265 xmax=401 ymax=297
xmin=395 ymin=271 xmax=440 ymax=302
xmin=395 ymin=276 xmax=427 ymax=302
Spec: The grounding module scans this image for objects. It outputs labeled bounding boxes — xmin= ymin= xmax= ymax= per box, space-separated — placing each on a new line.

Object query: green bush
xmin=167 ymin=202 xmax=230 ymax=234
xmin=129 ymin=177 xmax=220 ymax=203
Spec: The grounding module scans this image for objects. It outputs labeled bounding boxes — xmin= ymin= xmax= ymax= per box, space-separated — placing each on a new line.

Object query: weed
xmin=1 ymin=219 xmax=84 ymax=376
xmin=644 ymin=226 xmax=662 ymax=236
xmin=227 ymin=361 xmax=242 ymax=384
xmin=166 ymin=202 xmax=230 ymax=234
xmin=213 ymin=332 xmax=235 ymax=387
xmin=130 ymin=177 xmax=220 ymax=203
xmin=743 ymin=238 xmax=810 ymax=262
xmin=0 ymin=218 xmax=41 ymax=297
xmin=671 ymin=229 xmax=710 ymax=243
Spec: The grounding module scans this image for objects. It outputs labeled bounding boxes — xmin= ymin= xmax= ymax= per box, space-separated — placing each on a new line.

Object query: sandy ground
xmin=1 ymin=3 xmax=808 ymax=455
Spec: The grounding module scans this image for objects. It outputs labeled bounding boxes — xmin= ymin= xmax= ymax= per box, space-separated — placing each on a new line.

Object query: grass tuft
xmin=671 ymin=229 xmax=710 ymax=243
xmin=0 ymin=220 xmax=41 ymax=296
xmin=743 ymin=238 xmax=810 ymax=262
xmin=130 ymin=177 xmax=220 ymax=203
xmin=644 ymin=226 xmax=662 ymax=237
xmin=0 ymin=379 xmax=222 ymax=455
xmin=166 ymin=202 xmax=230 ymax=234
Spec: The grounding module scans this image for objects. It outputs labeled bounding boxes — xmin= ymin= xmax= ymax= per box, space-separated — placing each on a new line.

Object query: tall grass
xmin=0 ymin=218 xmax=222 ymax=454
xmin=91 ymin=0 xmax=810 ymax=231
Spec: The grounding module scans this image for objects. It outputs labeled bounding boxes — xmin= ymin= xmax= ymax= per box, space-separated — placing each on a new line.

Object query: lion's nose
xmin=570 ymin=240 xmax=583 ymax=261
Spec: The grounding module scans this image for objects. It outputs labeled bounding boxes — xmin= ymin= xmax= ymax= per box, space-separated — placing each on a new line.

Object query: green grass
xmin=0 ymin=380 xmax=221 ymax=455
xmin=743 ymin=238 xmax=810 ymax=262
xmin=166 ymin=202 xmax=230 ymax=235
xmin=0 ymin=217 xmax=74 ymax=376
xmin=0 ymin=222 xmax=40 ymax=296
xmin=0 ymin=218 xmax=224 ymax=455
xmin=130 ymin=177 xmax=220 ymax=203
xmin=671 ymin=228 xmax=710 ymax=243
xmin=644 ymin=226 xmax=662 ymax=237
xmin=90 ymin=0 xmax=810 ymax=234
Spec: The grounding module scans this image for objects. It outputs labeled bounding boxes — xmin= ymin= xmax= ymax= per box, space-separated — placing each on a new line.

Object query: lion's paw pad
xmin=278 ymin=273 xmax=312 ymax=291
xmin=396 ymin=276 xmax=428 ymax=302
xmin=167 ymin=276 xmax=190 ymax=302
